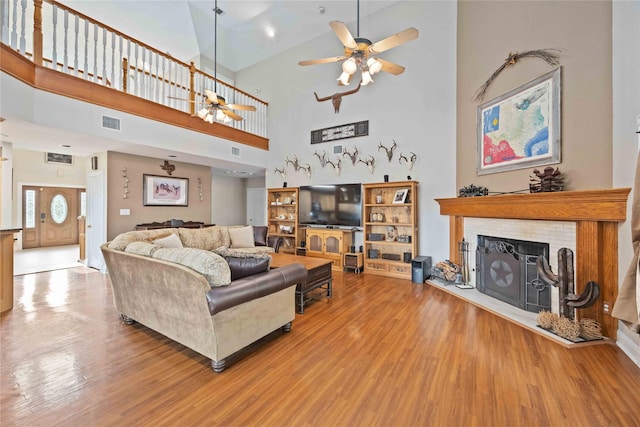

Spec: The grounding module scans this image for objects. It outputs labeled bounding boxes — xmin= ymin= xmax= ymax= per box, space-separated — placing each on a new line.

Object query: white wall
xmin=236 ymin=1 xmax=457 ymax=263
xmin=211 ymin=175 xmax=247 ymax=226
xmin=612 ymin=0 xmax=640 ymax=365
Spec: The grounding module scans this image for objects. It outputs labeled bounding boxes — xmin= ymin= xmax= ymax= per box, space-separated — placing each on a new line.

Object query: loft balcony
xmin=0 ymin=0 xmax=269 ymax=150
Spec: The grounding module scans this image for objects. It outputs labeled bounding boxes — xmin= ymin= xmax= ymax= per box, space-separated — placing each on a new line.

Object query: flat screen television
xmin=299 ymin=184 xmax=362 ymax=228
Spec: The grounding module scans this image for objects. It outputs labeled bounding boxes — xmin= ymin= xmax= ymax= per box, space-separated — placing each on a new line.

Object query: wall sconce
xmin=91 ymin=156 xmax=98 ymax=170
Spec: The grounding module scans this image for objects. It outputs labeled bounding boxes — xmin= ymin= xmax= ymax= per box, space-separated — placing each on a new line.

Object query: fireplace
xmin=435 ymin=188 xmax=631 ymax=340
xmin=476 ymin=235 xmax=550 ymax=313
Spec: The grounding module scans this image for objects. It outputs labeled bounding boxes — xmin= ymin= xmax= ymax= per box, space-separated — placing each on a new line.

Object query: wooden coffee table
xmin=270 ymin=253 xmax=333 ymax=314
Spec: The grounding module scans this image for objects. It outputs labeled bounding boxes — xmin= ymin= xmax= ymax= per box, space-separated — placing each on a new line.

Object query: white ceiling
xmin=59 ymin=0 xmax=401 ymax=72
xmin=1 ymin=0 xmax=402 ymax=176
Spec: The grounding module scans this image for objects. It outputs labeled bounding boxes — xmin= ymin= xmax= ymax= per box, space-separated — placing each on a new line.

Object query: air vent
xmin=332 ymin=144 xmax=343 ymax=155
xmin=102 ymin=115 xmax=121 ymax=131
xmin=231 ymin=147 xmax=240 ymax=157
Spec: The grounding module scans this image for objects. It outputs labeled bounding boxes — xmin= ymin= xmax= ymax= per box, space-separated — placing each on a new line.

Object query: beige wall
xmin=457 ymin=0 xmax=612 ymax=192
xmin=107 ymin=152 xmax=212 ymax=239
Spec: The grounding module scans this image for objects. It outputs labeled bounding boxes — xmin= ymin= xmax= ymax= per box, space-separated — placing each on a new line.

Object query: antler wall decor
xmin=473 ymin=48 xmax=561 ymax=102
xmin=299 ymin=163 xmax=312 ymax=178
xmin=274 ymin=167 xmax=286 ymax=181
xmin=399 ymin=152 xmax=417 ymax=170
xmin=343 ymin=146 xmax=359 ymax=165
xmin=314 ymin=82 xmax=361 ymax=113
xmin=285 ymin=155 xmax=300 ymax=171
xmin=358 ymin=155 xmax=375 ymax=174
xmin=378 ymin=140 xmax=397 ymax=162
xmin=326 ymin=158 xmax=342 ymax=175
xmin=314 ymin=150 xmax=329 ymax=167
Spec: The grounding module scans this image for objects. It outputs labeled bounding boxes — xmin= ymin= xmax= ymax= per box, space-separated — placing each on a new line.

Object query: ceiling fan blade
xmin=223 ymin=110 xmax=244 ymax=121
xmin=377 ymin=58 xmax=406 ymax=76
xmin=299 ymin=56 xmax=345 ymax=66
xmin=367 ymin=27 xmax=419 ymax=55
xmin=226 ymin=104 xmax=257 ymax=111
xmin=204 ymin=89 xmax=219 ymax=104
xmin=329 ymin=21 xmax=357 ymax=50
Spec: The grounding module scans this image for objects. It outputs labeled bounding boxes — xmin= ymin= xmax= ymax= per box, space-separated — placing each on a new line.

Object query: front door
xmin=22 ymin=186 xmax=81 ymax=248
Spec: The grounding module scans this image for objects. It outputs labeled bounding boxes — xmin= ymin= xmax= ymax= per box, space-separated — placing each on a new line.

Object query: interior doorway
xmin=22 ymin=186 xmax=85 ymax=249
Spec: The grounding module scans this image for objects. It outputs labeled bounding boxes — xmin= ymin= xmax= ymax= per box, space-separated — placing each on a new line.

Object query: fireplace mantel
xmin=435 ymin=188 xmax=631 ymax=340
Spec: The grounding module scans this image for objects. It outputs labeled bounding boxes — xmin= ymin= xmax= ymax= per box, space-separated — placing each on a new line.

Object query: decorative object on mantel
xmin=529 ymin=166 xmax=564 ymax=193
xmin=160 ymin=160 xmax=175 ymax=176
xmin=536 ymin=248 xmax=601 ymax=320
xmin=122 ymin=164 xmax=129 ymax=199
xmin=477 ymin=68 xmax=561 ymax=176
xmin=458 ymin=184 xmax=489 ymax=197
xmin=314 ymin=82 xmax=361 ymax=113
xmin=472 ymin=48 xmax=561 ymax=103
xmin=358 ymin=155 xmax=375 ymax=173
xmin=398 ymin=152 xmax=416 ymax=170
xmin=313 ymin=150 xmax=329 ymax=167
xmin=298 ymin=0 xmax=418 ymax=87
xmin=310 ymin=120 xmax=368 ymax=144
xmin=378 ymin=140 xmax=397 ymax=162
xmin=343 ymin=146 xmax=360 ymax=165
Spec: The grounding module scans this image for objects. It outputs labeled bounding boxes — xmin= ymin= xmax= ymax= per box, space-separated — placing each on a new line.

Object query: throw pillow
xmin=124 ymin=241 xmax=159 ymax=257
xmin=153 ymin=233 xmax=183 ymax=248
xmin=152 ymin=247 xmax=231 ymax=287
xmin=252 ymin=226 xmax=268 ymax=246
xmin=229 ymin=225 xmax=255 ymax=249
xmin=178 ymin=226 xmax=229 ymax=251
xmin=214 ymin=246 xmax=272 ymax=280
xmin=108 ymin=228 xmax=179 ymax=251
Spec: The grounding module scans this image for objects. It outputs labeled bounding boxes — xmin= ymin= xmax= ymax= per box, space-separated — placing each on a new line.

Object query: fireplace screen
xmin=476 ymin=235 xmax=551 ymax=313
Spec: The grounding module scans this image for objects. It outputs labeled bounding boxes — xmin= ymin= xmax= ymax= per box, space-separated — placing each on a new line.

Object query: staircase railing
xmin=0 ymin=0 xmax=268 ymax=138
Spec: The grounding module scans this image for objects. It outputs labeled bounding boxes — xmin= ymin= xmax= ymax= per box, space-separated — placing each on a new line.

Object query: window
xmin=51 ymin=194 xmax=68 ymax=224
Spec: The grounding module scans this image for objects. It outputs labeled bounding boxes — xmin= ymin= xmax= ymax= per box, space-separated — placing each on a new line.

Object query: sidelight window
xmin=25 ymin=190 xmax=36 ymax=228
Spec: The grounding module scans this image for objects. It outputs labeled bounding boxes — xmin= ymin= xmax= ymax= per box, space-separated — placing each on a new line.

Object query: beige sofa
xmin=101 ymin=226 xmax=307 ymax=372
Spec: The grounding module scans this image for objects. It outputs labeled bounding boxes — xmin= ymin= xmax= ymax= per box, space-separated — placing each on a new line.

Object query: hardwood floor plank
xmin=2 ymin=267 xmax=639 ymax=426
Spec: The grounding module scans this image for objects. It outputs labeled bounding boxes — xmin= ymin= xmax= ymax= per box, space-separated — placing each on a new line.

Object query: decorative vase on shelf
xmin=376 ymin=191 xmax=383 ymax=204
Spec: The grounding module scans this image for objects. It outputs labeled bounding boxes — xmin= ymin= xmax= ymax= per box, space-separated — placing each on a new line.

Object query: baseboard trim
xmin=616 ymin=327 xmax=640 ymax=368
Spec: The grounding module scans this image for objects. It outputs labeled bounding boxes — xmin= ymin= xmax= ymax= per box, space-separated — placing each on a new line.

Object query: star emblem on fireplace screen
xmin=489 ymin=260 xmax=514 ymax=288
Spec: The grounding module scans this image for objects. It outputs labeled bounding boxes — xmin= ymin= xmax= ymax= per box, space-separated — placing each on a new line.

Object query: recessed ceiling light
xmin=266 ymin=27 xmax=275 ymax=39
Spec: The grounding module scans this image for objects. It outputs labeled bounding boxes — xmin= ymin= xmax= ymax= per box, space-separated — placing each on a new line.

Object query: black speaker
xmin=411 ymin=256 xmax=432 ymax=284
xmin=403 ymin=252 xmax=412 ymax=263
xmin=350 ymin=245 xmax=356 ymax=253
xmin=359 ymin=245 xmax=363 ymax=253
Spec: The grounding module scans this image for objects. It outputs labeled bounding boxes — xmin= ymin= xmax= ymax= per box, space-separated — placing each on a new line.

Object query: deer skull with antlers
xmin=378 ymin=140 xmax=397 ymax=162
xmin=274 ymin=167 xmax=286 ymax=181
xmin=358 ymin=155 xmax=376 ymax=174
xmin=399 ymin=152 xmax=417 ymax=170
xmin=285 ymin=155 xmax=300 ymax=171
xmin=342 ymin=146 xmax=359 ymax=165
xmin=326 ymin=158 xmax=342 ymax=176
xmin=313 ymin=150 xmax=328 ymax=167
xmin=299 ymin=163 xmax=312 ymax=178
xmin=314 ymin=82 xmax=361 ymax=113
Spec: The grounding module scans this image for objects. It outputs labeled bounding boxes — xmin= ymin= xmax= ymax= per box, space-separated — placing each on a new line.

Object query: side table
xmin=344 ymin=252 xmax=364 ymax=273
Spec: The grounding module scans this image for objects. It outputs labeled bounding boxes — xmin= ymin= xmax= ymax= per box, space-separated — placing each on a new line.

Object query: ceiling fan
xmin=170 ymin=0 xmax=255 ymax=123
xmin=298 ymin=0 xmax=418 ymax=86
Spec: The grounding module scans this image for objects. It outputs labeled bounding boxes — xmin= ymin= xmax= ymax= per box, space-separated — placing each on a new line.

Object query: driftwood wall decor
xmin=473 ymin=48 xmax=561 ymax=103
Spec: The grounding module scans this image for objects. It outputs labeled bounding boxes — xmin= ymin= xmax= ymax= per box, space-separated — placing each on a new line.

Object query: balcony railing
xmin=0 ymin=0 xmax=268 ymax=140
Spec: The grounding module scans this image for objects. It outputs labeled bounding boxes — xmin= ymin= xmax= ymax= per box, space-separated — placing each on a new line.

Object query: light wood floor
xmin=2 ymin=267 xmax=639 ymax=426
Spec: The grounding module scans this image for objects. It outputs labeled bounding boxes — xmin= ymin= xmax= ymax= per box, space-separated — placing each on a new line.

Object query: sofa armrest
xmin=268 ymin=235 xmax=284 ymax=253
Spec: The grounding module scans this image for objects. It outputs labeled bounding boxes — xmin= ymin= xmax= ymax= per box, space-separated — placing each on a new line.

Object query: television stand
xmin=305 ymin=228 xmax=353 ymax=270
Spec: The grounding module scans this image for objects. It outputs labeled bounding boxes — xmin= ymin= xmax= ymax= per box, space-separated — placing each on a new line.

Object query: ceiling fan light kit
xmin=299 ymin=0 xmax=418 ymax=87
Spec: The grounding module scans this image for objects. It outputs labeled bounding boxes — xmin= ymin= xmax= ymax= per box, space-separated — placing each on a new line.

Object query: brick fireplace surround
xmin=435 ymin=188 xmax=630 ymax=342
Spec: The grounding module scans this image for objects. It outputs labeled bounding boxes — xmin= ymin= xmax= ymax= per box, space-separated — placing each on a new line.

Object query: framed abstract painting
xmin=476 ymin=68 xmax=561 ymax=175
